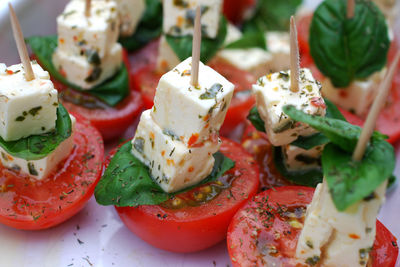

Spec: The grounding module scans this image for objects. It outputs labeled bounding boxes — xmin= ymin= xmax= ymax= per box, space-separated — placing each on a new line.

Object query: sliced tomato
xmin=111 ymin=138 xmax=260 ymax=253
xmin=209 ymin=60 xmax=256 ymax=136
xmin=223 ymin=0 xmax=256 ymax=24
xmin=241 ymin=122 xmax=294 ymax=190
xmin=0 ymin=113 xmax=104 ymax=230
xmin=227 ymin=186 xmax=399 ymax=267
xmin=132 ymin=63 xmax=161 ymax=109
xmin=297 ymin=13 xmax=313 ymax=57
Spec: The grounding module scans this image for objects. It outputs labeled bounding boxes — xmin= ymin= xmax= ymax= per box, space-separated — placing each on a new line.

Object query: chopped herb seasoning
xmin=305 ymin=256 xmax=320 ymax=266
xmin=200 ymin=83 xmax=223 ymax=100
xmin=278 ymin=71 xmax=289 ymax=81
xmin=28 ymin=106 xmax=42 ymax=116
xmin=27 ymin=163 xmax=38 ymax=176
xmin=133 ymin=137 xmax=145 ymax=153
xmin=85 ymin=66 xmax=102 ymax=82
xmin=85 ymin=49 xmax=101 ymax=65
xmin=15 ymin=116 xmax=25 ymax=122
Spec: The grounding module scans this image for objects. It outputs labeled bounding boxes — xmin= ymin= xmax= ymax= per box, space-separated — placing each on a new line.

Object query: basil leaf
xmin=95 ymin=142 xmax=235 ymax=207
xmin=273 ymin=147 xmax=322 ymax=187
xmin=225 ymin=31 xmax=267 ymax=50
xmin=119 ymin=0 xmax=162 ymax=52
xmin=283 ymin=105 xmax=386 ymax=153
xmin=0 ymin=104 xmax=72 ymax=161
xmin=242 ymin=0 xmax=302 ymax=32
xmin=247 ymin=107 xmax=266 ymax=133
xmin=26 ymin=36 xmax=129 ymax=106
xmin=310 ymin=0 xmax=389 ymax=87
xmin=165 ymin=16 xmax=228 ymax=63
xmin=322 ymin=141 xmax=395 ymax=211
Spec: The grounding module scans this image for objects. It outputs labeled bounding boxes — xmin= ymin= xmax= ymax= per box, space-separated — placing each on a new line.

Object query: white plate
xmin=0 ymin=0 xmax=399 ymax=266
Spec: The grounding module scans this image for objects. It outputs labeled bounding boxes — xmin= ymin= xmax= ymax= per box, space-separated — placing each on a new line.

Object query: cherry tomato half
xmin=227 ymin=186 xmax=398 ymax=267
xmin=223 ymin=0 xmax=256 ymax=24
xmin=0 ymin=113 xmax=104 ymax=230
xmin=108 ymin=138 xmax=260 ymax=253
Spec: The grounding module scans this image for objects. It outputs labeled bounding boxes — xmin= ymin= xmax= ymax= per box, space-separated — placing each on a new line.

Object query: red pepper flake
xmin=348 ymin=233 xmax=360 ymax=239
xmin=188 ymin=166 xmax=194 ymax=172
xmin=339 ymin=90 xmax=348 ymax=98
xmin=6 ymin=70 xmax=13 ymax=75
xmin=310 ymin=97 xmax=326 ymax=109
xmin=73 ymin=36 xmax=78 ymax=41
xmin=59 ymin=68 xmax=67 ymax=78
xmin=161 ymin=150 xmax=166 ymax=157
xmin=203 ymin=114 xmax=210 ymax=121
xmin=188 ymin=133 xmax=199 ymax=147
xmin=181 ymin=69 xmax=191 ymax=76
xmin=167 ymin=159 xmax=175 ymax=166
xmin=150 ymin=132 xmax=155 ymax=140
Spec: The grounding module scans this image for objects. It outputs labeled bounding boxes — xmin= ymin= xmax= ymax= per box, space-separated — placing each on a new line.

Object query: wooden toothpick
xmin=191 ymin=6 xmax=201 ymax=87
xmin=85 ymin=0 xmax=91 ymax=17
xmin=352 ymin=50 xmax=400 ymax=161
xmin=290 ymin=16 xmax=300 ymax=93
xmin=347 ymin=0 xmax=355 ymax=19
xmin=8 ymin=3 xmax=34 ymax=81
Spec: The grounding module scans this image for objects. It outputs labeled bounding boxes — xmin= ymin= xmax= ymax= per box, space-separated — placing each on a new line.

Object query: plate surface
xmin=0 ymin=0 xmax=399 ymax=266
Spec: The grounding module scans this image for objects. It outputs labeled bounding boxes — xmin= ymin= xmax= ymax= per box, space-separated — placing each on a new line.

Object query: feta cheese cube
xmin=253 ymin=68 xmax=326 ymax=147
xmin=216 ymin=48 xmax=272 ymax=79
xmin=53 ymin=43 xmax=123 ymax=89
xmin=0 ymin=62 xmax=58 ymax=141
xmin=321 ymin=68 xmax=386 ymax=117
xmin=0 ymin=116 xmax=76 ymax=180
xmin=114 ymin=0 xmax=146 ymax=36
xmin=132 ymin=110 xmax=219 ymax=193
xmin=265 ymin=31 xmax=290 ymax=73
xmin=157 ymin=35 xmax=181 ymax=73
xmin=163 ymin=0 xmax=222 ymax=38
xmin=223 ymin=23 xmax=242 ymax=46
xmin=296 ymin=180 xmax=386 ymax=266
xmin=282 ymin=144 xmax=323 ymax=171
xmin=152 ymin=57 xmax=234 ymax=146
xmin=57 ymin=0 xmax=120 ymax=58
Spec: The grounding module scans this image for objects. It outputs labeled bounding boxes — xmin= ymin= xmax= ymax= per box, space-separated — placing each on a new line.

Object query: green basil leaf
xmin=283 ymin=105 xmax=386 ymax=152
xmin=165 ymin=16 xmax=228 ymax=63
xmin=0 ymin=104 xmax=72 ymax=161
xmin=95 ymin=142 xmax=235 ymax=207
xmin=310 ymin=0 xmax=389 ymax=87
xmin=26 ymin=36 xmax=129 ymax=106
xmin=119 ymin=0 xmax=162 ymax=52
xmin=247 ymin=107 xmax=266 ymax=133
xmin=273 ymin=147 xmax=322 ymax=187
xmin=242 ymin=0 xmax=302 ymax=32
xmin=225 ymin=31 xmax=267 ymax=50
xmin=322 ymin=141 xmax=395 ymax=211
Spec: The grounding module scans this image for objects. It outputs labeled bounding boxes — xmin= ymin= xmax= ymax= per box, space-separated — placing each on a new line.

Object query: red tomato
xmin=297 ymin=13 xmax=313 ymax=57
xmin=110 ymin=138 xmax=260 ymax=253
xmin=241 ymin=122 xmax=293 ymax=190
xmin=227 ymin=186 xmax=399 ymax=267
xmin=223 ymin=0 xmax=256 ymax=24
xmin=0 ymin=113 xmax=104 ymax=230
xmin=132 ymin=42 xmax=256 ymax=137
xmin=209 ymin=60 xmax=256 ymax=136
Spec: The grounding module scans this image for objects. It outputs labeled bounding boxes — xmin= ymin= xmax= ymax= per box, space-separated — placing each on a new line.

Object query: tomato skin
xmin=132 ymin=64 xmax=161 ymax=109
xmin=0 ymin=113 xmax=104 ymax=230
xmin=111 ymin=138 xmax=260 ymax=253
xmin=227 ymin=187 xmax=399 ymax=267
xmin=223 ymin=0 xmax=256 ymax=24
xmin=297 ymin=13 xmax=313 ymax=57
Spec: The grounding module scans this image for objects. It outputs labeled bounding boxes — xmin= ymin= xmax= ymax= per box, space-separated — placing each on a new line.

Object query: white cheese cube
xmin=0 ymin=116 xmax=76 ymax=180
xmin=216 ymin=48 xmax=272 ymax=79
xmin=223 ymin=23 xmax=242 ymax=46
xmin=265 ymin=31 xmax=290 ymax=73
xmin=253 ymin=68 xmax=326 ymax=147
xmin=296 ymin=180 xmax=386 ymax=266
xmin=152 ymin=57 xmax=234 ymax=146
xmin=0 ymin=62 xmax=58 ymax=141
xmin=282 ymin=144 xmax=323 ymax=171
xmin=53 ymin=43 xmax=123 ymax=89
xmin=321 ymin=68 xmax=386 ymax=117
xmin=132 ymin=110 xmax=219 ymax=193
xmin=163 ymin=0 xmax=222 ymax=38
xmin=114 ymin=0 xmax=146 ymax=36
xmin=156 ymin=35 xmax=181 ymax=73
xmin=57 ymin=0 xmax=120 ymax=58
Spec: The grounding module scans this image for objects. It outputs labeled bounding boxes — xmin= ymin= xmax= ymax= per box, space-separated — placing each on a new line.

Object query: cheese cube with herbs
xmin=282 ymin=144 xmax=323 ymax=171
xmin=57 ymin=0 xmax=120 ymax=58
xmin=114 ymin=0 xmax=145 ymax=36
xmin=163 ymin=0 xmax=222 ymax=38
xmin=152 ymin=57 xmax=234 ymax=146
xmin=322 ymin=69 xmax=386 ymax=116
xmin=296 ymin=180 xmax=386 ymax=267
xmin=265 ymin=31 xmax=290 ymax=73
xmin=0 ymin=62 xmax=58 ymax=141
xmin=53 ymin=43 xmax=122 ymax=89
xmin=0 ymin=116 xmax=76 ymax=180
xmin=253 ymin=69 xmax=326 ymax=147
xmin=132 ymin=110 xmax=219 ymax=193
xmin=157 ymin=35 xmax=181 ymax=73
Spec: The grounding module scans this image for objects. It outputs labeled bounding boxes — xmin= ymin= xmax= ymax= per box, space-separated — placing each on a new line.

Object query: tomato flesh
xmin=110 ymin=138 xmax=260 ymax=253
xmin=227 ymin=187 xmax=399 ymax=267
xmin=0 ymin=113 xmax=104 ymax=230
xmin=223 ymin=0 xmax=256 ymax=24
